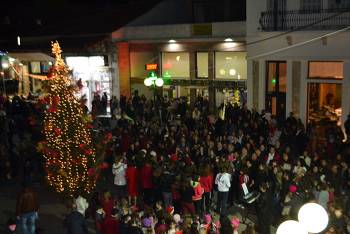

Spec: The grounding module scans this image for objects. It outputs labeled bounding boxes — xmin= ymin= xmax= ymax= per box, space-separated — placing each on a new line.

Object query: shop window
xmin=215 ymin=52 xmax=247 ymax=80
xmin=308 ymin=83 xmax=342 ymax=125
xmin=308 ymin=61 xmax=343 ymax=79
xmin=30 ymin=62 xmax=41 ymax=74
xmin=130 ymin=52 xmax=158 ymax=78
xmin=196 ymin=52 xmax=208 ymax=78
xmin=162 ymin=52 xmax=190 ymax=78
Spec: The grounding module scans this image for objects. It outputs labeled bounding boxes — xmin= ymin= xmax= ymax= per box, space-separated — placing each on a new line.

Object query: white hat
xmin=150 ymin=151 xmax=157 ymax=156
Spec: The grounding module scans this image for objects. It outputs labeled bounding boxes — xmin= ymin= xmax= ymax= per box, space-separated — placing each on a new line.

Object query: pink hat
xmin=231 ymin=217 xmax=240 ymax=230
xmin=204 ymin=214 xmax=212 ymax=224
xmin=289 ymin=185 xmax=297 ymax=193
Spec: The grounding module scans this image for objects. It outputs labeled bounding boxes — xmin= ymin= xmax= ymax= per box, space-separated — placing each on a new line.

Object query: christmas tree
xmin=40 ymin=42 xmax=96 ymax=196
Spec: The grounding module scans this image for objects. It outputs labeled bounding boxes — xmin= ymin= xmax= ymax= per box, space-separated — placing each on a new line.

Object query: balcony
xmin=259 ymin=9 xmax=350 ymax=31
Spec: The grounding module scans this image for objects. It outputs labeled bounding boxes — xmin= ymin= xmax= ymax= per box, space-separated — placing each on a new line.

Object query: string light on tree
xmin=40 ymin=41 xmax=96 ymax=196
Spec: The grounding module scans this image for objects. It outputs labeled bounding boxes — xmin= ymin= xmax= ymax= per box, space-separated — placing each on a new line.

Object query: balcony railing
xmin=259 ymin=9 xmax=350 ymax=31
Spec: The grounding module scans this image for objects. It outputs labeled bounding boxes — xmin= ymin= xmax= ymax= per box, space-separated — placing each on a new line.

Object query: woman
xmin=200 ymin=165 xmax=213 ymax=213
xmin=215 ymin=164 xmax=231 ymax=214
xmin=180 ymin=179 xmax=195 ymax=215
xmin=126 ymin=161 xmax=139 ymax=206
xmin=192 ymin=175 xmax=204 ymax=215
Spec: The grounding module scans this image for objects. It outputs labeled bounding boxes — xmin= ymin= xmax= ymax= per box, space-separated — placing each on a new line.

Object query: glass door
xmin=266 ymin=61 xmax=287 ymax=121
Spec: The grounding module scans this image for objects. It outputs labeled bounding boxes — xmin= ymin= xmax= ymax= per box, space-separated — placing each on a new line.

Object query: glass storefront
xmin=215 ymin=52 xmax=247 ymax=80
xmin=307 ymin=61 xmax=343 ymax=126
xmin=162 ymin=52 xmax=190 ymax=78
xmin=66 ymin=56 xmax=111 ymax=111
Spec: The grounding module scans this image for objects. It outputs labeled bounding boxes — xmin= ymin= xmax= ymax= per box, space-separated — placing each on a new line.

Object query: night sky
xmin=1 ymin=0 xmax=161 ymax=51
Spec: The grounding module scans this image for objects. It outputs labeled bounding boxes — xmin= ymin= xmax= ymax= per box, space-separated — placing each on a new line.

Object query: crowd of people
xmin=3 ymin=91 xmax=350 ymax=233
xmin=71 ymin=91 xmax=350 ymax=234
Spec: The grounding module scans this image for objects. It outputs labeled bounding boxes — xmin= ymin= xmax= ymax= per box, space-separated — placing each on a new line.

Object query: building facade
xmin=247 ymin=0 xmax=350 ymax=127
xmin=112 ymin=0 xmax=247 ymax=110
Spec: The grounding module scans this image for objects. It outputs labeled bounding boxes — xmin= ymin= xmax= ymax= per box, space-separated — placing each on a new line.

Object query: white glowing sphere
xmin=229 ymin=69 xmax=236 ymax=76
xmin=277 ymin=220 xmax=308 ymax=234
xmin=155 ymin=78 xmax=164 ymax=87
xmin=144 ymin=78 xmax=152 ymax=87
xmin=298 ymin=203 xmax=329 ymax=233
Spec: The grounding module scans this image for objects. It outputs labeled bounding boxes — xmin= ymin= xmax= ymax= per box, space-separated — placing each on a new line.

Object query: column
xmin=299 ymin=61 xmax=308 ymax=124
xmin=286 ymin=60 xmax=293 ymax=117
xmin=258 ymin=60 xmax=266 ymax=112
xmin=247 ymin=59 xmax=253 ymax=109
xmin=110 ymin=46 xmax=120 ymax=99
xmin=342 ymin=61 xmax=350 ymax=127
xmin=189 ymin=51 xmax=196 ymax=108
xmin=208 ymin=51 xmax=216 ymax=113
xmin=117 ymin=42 xmax=131 ymax=98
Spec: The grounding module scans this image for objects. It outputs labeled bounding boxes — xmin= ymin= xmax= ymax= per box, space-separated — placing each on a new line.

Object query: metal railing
xmin=259 ymin=9 xmax=350 ymax=31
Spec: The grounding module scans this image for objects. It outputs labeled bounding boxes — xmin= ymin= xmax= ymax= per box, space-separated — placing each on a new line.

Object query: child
xmin=4 ymin=218 xmax=16 ymax=234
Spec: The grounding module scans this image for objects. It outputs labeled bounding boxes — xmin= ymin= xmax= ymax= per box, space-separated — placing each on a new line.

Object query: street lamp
xmin=276 ymin=220 xmax=308 ymax=234
xmin=298 ymin=203 xmax=329 ymax=233
xmin=144 ymin=72 xmax=164 ymax=102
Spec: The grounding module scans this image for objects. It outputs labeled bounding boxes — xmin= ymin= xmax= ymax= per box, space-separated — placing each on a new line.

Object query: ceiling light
xmin=225 ymin=57 xmax=232 ymax=60
xmin=169 ymin=39 xmax=176 ymax=43
xmin=229 ymin=69 xmax=236 ymax=76
xmin=224 ymin=38 xmax=233 ymax=42
xmin=219 ymin=69 xmax=226 ymax=75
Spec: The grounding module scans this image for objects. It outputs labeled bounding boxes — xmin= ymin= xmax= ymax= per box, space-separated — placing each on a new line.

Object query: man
xmin=256 ymin=183 xmax=273 ymax=234
xmin=16 ymin=184 xmax=39 ymax=234
xmin=64 ymin=203 xmax=88 ymax=234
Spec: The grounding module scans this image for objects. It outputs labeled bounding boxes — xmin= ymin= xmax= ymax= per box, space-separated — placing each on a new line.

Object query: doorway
xmin=265 ymin=61 xmax=287 ymax=121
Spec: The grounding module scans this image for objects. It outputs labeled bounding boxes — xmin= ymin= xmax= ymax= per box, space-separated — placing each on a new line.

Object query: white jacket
xmin=215 ymin=173 xmax=231 ymax=192
xmin=112 ymin=162 xmax=127 ymax=186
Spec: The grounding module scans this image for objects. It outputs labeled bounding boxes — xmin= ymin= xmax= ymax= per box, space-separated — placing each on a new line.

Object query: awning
xmin=8 ymin=52 xmax=55 ymax=62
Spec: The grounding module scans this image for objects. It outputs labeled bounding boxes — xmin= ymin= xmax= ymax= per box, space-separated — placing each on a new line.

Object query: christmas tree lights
xmin=40 ymin=42 xmax=96 ymax=196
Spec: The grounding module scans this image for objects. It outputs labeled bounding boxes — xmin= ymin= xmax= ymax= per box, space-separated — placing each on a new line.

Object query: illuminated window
xmin=308 ymin=61 xmax=343 ymax=79
xmin=196 ymin=52 xmax=208 ymax=78
xmin=30 ymin=62 xmax=41 ymax=74
xmin=130 ymin=52 xmax=158 ymax=78
xmin=215 ymin=52 xmax=247 ymax=80
xmin=162 ymin=52 xmax=190 ymax=78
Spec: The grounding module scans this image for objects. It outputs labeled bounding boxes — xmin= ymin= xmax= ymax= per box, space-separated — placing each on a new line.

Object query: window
xmin=300 ymin=0 xmax=322 ymax=11
xmin=162 ymin=52 xmax=190 ymax=78
xmin=130 ymin=52 xmax=158 ymax=78
xmin=215 ymin=52 xmax=247 ymax=80
xmin=30 ymin=62 xmax=41 ymax=74
xmin=328 ymin=0 xmax=350 ymax=9
xmin=308 ymin=61 xmax=343 ymax=79
xmin=196 ymin=52 xmax=208 ymax=78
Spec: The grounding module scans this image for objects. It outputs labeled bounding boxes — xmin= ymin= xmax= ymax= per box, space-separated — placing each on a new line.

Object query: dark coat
xmin=64 ymin=211 xmax=88 ymax=234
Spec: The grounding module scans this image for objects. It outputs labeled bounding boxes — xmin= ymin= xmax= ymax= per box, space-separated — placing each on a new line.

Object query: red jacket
xmin=192 ymin=182 xmax=204 ymax=201
xmin=140 ymin=164 xmax=153 ymax=189
xmin=101 ymin=217 xmax=119 ymax=234
xmin=200 ymin=175 xmax=214 ymax=193
xmin=101 ymin=199 xmax=114 ymax=218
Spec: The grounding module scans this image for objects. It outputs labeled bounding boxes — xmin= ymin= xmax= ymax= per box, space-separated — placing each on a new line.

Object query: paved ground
xmin=0 ymin=181 xmax=97 ymax=234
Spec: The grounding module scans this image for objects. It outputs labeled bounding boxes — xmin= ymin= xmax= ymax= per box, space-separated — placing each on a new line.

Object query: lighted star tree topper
xmin=41 ymin=41 xmax=96 ymax=196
